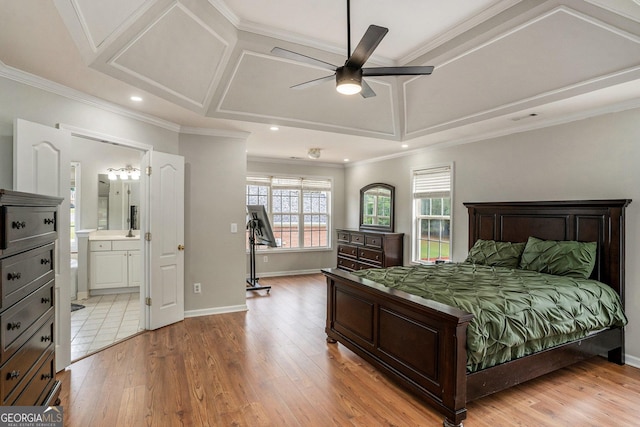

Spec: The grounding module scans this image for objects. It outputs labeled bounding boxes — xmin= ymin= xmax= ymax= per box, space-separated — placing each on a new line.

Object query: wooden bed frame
xmin=322 ymin=200 xmax=631 ymax=426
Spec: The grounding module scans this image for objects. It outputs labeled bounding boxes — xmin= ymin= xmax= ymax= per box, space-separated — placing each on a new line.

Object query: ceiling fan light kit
xmin=271 ymin=0 xmax=434 ymax=98
xmin=336 ymin=67 xmax=363 ymax=95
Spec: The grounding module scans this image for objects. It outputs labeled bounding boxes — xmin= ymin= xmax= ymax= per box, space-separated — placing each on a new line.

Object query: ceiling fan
xmin=270 ymin=0 xmax=434 ymax=98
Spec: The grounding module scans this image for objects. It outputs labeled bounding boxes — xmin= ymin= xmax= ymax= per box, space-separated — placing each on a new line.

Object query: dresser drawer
xmin=1 ymin=282 xmax=54 ymax=363
xmin=349 ymin=233 xmax=365 ymax=246
xmin=7 ymin=350 xmax=55 ymax=406
xmin=365 ymin=235 xmax=383 ymax=248
xmin=337 ymin=257 xmax=359 ymax=271
xmin=1 ymin=316 xmax=53 ymax=403
xmin=359 ymin=248 xmax=383 ymax=266
xmin=1 ymin=206 xmax=57 ymax=255
xmin=337 ymin=231 xmax=350 ymax=242
xmin=0 ymin=243 xmax=54 ymax=311
xmin=338 ymin=244 xmax=358 ymax=259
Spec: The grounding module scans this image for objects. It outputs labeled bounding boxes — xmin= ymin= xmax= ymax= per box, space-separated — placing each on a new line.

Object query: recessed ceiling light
xmin=130 ymin=96 xmax=143 ymax=102
xmin=270 ymin=125 xmax=279 ymax=131
xmin=401 ymin=144 xmax=409 ymax=149
xmin=343 ymin=158 xmax=350 ymax=162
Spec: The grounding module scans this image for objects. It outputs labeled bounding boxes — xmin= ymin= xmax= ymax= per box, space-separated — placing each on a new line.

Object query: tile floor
xmin=70 ymin=292 xmax=142 ymax=360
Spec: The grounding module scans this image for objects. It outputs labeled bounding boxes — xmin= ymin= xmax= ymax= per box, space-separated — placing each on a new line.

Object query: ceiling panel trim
xmin=107 ymin=1 xmax=230 ymax=110
xmin=400 ymin=0 xmax=521 ymax=65
xmin=434 ymin=6 xmax=640 ymax=71
xmin=215 ymin=50 xmax=398 ymax=138
xmin=65 ymin=0 xmax=155 ymax=53
xmin=584 ymin=0 xmax=640 ymax=23
xmin=403 ymin=5 xmax=640 ymax=138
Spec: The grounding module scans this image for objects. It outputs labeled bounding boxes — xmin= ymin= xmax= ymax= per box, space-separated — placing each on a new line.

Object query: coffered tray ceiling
xmin=1 ymin=0 xmax=639 ymax=162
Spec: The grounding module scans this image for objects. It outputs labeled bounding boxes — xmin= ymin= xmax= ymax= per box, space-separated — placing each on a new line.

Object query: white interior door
xmin=145 ymin=151 xmax=185 ymax=329
xmin=14 ymin=118 xmax=71 ymax=372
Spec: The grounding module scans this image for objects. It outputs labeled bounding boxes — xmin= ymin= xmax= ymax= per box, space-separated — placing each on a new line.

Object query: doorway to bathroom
xmin=69 ymin=135 xmax=145 ymax=361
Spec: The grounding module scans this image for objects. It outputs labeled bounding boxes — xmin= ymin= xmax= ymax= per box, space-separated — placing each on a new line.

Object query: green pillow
xmin=518 ymin=236 xmax=597 ymax=279
xmin=465 ymin=239 xmax=526 ymax=269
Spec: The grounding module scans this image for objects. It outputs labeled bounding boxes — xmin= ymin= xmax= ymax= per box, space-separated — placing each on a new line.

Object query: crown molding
xmin=0 ymin=60 xmax=181 ymax=132
xmin=349 ymin=96 xmax=640 ymax=168
xmin=180 ymin=126 xmax=250 ymax=140
xmin=247 ymin=155 xmax=345 ymax=169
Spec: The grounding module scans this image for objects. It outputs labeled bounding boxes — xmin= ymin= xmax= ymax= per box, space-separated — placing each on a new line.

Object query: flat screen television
xmin=246 ymin=205 xmax=278 ymax=247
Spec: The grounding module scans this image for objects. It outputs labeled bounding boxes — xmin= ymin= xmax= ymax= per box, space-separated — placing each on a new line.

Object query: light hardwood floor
xmin=57 ymin=274 xmax=640 ymax=426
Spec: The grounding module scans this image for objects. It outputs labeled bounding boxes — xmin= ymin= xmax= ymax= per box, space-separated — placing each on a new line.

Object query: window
xmin=412 ymin=165 xmax=452 ymax=263
xmin=246 ymin=175 xmax=331 ymax=250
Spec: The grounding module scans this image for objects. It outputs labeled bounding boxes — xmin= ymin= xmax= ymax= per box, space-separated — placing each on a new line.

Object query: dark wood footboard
xmin=324 ymin=268 xmax=474 ymax=426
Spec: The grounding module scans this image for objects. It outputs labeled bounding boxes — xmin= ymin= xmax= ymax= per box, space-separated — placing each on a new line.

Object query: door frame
xmin=58 ymin=124 xmax=153 ymax=330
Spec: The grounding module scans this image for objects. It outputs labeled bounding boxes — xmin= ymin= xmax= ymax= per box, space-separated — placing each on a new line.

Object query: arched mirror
xmin=360 ymin=183 xmax=395 ymax=232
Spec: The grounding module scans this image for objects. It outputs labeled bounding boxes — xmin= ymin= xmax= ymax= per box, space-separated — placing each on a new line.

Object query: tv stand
xmin=246 ymin=218 xmax=271 ymax=293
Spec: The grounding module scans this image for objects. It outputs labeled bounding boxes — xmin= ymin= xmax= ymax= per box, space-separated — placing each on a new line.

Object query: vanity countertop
xmin=89 ymin=230 xmax=140 ymax=241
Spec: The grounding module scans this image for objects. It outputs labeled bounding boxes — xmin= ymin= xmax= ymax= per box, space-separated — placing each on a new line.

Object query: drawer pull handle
xmin=44 ymin=218 xmax=55 ymax=225
xmin=41 ymin=258 xmax=51 ymax=265
xmin=11 ymin=221 xmax=26 ymax=229
xmin=7 ymin=272 xmax=21 ymax=281
xmin=41 ymin=335 xmax=52 ymax=342
xmin=7 ymin=322 xmax=21 ymax=331
xmin=7 ymin=371 xmax=20 ymax=380
xmin=41 ymin=297 xmax=51 ymax=304
xmin=41 ymin=373 xmax=53 ymax=381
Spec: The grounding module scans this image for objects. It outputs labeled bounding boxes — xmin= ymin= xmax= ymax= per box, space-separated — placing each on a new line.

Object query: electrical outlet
xmin=263 ymin=256 xmax=268 ymax=263
xmin=193 ymin=283 xmax=201 ymax=293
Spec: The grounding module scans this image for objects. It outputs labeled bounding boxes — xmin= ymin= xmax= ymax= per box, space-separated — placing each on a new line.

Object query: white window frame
xmin=246 ymin=174 xmax=332 ymax=252
xmin=411 ymin=164 xmax=453 ymax=264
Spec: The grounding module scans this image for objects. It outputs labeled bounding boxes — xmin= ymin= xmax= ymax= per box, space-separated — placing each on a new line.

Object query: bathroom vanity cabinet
xmin=89 ymin=237 xmax=141 ymax=291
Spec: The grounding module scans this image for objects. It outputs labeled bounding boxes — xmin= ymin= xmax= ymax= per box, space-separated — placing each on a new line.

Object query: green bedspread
xmin=352 ymin=263 xmax=627 ymax=372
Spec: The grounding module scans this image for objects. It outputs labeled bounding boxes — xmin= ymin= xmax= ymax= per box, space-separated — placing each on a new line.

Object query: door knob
xmin=178 ymin=244 xmax=185 ymax=251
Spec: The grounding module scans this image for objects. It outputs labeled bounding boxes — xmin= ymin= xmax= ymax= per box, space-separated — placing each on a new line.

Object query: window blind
xmin=413 ymin=166 xmax=451 ymax=199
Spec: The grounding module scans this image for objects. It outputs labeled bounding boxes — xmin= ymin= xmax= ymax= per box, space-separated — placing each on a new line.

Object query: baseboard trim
xmin=184 ymin=304 xmax=248 ymax=318
xmin=625 ymin=353 xmax=640 ymax=369
xmin=249 ymin=269 xmax=323 ymax=279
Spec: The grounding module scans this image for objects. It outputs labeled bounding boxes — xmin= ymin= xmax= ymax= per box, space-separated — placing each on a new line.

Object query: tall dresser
xmin=336 ymin=229 xmax=403 ymax=271
xmin=0 ymin=190 xmax=62 ymax=406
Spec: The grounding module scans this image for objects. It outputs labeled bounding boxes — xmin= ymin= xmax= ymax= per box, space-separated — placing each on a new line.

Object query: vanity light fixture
xmin=107 ymin=165 xmax=140 ymax=180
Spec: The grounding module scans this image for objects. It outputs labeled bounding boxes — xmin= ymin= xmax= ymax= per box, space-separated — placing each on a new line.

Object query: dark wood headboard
xmin=464 ymin=200 xmax=631 ymax=303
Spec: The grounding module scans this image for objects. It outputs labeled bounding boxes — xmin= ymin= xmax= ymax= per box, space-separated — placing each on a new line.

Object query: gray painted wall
xmin=344 ymin=107 xmax=640 ymax=364
xmin=180 ymin=133 xmax=247 ymax=312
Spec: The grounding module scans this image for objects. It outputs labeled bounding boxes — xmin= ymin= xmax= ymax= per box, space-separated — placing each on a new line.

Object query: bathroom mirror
xmin=98 ymin=174 xmax=140 ymax=230
xmin=359 ymin=183 xmax=394 ymax=232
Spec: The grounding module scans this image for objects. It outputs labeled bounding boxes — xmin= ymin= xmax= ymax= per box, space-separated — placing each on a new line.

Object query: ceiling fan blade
xmin=271 ymin=47 xmax=337 ymax=71
xmin=360 ymin=79 xmax=376 ymax=98
xmin=290 ymin=74 xmax=335 ymax=90
xmin=345 ymin=25 xmax=388 ymax=69
xmin=362 ymin=66 xmax=434 ymax=76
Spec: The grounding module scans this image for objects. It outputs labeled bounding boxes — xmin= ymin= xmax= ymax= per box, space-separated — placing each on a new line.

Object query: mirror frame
xmin=359 ymin=183 xmax=395 ymax=232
